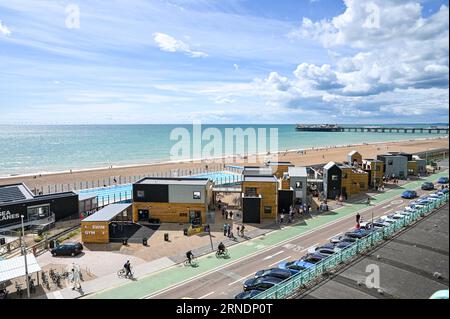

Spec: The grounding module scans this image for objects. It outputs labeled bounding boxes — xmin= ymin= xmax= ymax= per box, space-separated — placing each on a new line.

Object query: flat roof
xmin=288 ymin=167 xmax=307 ymax=177
xmin=0 ymin=254 xmax=41 ymax=283
xmin=266 ymin=161 xmax=294 ymax=166
xmin=242 ymin=167 xmax=273 ymax=176
xmin=244 ymin=176 xmax=278 ymax=183
xmin=82 ymin=203 xmax=132 ymax=222
xmin=0 ymin=183 xmax=34 ymax=204
xmin=136 ymin=177 xmax=210 ymax=186
xmin=78 ymin=193 xmax=98 ymax=201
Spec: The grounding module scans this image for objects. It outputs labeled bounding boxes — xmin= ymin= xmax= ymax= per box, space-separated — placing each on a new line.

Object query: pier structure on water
xmin=295 ymin=124 xmax=449 ymax=134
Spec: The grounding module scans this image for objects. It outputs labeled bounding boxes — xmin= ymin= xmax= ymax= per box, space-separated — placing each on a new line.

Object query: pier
xmin=341 ymin=126 xmax=449 ymax=134
xmin=296 ymin=124 xmax=449 ymax=134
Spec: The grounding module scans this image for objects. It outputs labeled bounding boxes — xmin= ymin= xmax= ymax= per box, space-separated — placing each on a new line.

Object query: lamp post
xmin=21 ymin=215 xmax=30 ymax=298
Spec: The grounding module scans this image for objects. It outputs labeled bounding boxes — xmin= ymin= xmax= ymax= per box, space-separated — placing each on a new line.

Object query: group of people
xmin=223 ymin=223 xmax=237 ymax=239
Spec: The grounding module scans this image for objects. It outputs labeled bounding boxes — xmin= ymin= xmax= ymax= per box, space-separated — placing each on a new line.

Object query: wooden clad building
xmin=348 ymin=151 xmax=363 ymax=167
xmin=242 ymin=175 xmax=278 ymax=222
xmin=362 ymin=159 xmax=385 ymax=188
xmin=266 ymin=161 xmax=294 ymax=179
xmin=132 ymin=177 xmax=214 ymax=224
xmin=339 ymin=164 xmax=369 ymax=197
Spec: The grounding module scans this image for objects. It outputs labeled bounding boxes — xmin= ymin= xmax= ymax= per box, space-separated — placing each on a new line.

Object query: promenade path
xmin=80 ymin=170 xmax=448 ymax=299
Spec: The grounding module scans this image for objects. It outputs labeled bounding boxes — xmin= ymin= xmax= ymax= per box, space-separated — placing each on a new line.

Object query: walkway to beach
xmin=41 ymin=169 xmax=448 ymax=299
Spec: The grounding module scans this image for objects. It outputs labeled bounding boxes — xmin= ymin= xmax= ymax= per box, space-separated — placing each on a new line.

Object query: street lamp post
xmin=20 ymin=215 xmax=30 ymax=298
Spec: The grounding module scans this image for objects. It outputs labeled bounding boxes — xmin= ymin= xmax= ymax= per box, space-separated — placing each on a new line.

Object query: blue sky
xmin=0 ymin=0 xmax=448 ymax=124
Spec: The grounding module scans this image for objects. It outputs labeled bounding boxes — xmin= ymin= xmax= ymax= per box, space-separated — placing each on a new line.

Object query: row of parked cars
xmin=234 ymin=179 xmax=449 ymax=299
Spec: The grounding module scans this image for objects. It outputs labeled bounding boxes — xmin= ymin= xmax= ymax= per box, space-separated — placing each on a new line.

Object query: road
xmin=85 ymin=170 xmax=449 ymax=299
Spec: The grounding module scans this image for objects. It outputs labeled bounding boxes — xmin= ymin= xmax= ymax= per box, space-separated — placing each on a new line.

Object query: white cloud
xmin=153 ymin=32 xmax=208 ymax=58
xmin=0 ymin=20 xmax=11 ymax=36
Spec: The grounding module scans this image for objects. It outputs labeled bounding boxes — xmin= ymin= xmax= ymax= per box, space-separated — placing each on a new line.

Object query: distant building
xmin=265 ymin=161 xmax=294 ymax=179
xmin=339 ymin=164 xmax=369 ymax=197
xmin=412 ymin=155 xmax=427 ymax=174
xmin=287 ymin=167 xmax=308 ymax=205
xmin=347 ymin=151 xmax=362 ymax=167
xmin=132 ymin=178 xmax=214 ymax=224
xmin=242 ymin=166 xmax=273 ymax=177
xmin=377 ymin=154 xmax=408 ymax=179
xmin=362 ymin=159 xmax=385 ymax=188
xmin=323 ymin=162 xmax=342 ymax=199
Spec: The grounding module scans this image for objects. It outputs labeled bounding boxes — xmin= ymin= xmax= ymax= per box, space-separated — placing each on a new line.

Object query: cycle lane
xmin=86 ymin=170 xmax=449 ymax=299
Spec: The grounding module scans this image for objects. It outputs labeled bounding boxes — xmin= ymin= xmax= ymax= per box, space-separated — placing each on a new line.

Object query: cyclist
xmin=366 ymin=197 xmax=371 ymax=205
xmin=218 ymin=242 xmax=226 ymax=256
xmin=186 ymin=250 xmax=194 ymax=265
xmin=124 ymin=260 xmax=132 ymax=278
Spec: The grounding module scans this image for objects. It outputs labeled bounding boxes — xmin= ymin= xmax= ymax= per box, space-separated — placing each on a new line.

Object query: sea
xmin=0 ymin=124 xmax=448 ymax=177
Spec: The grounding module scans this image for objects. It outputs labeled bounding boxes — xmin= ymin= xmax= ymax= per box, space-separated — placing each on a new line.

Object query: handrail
xmin=253 ymin=193 xmax=449 ymax=299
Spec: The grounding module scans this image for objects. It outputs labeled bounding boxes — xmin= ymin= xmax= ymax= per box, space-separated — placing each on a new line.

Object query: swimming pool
xmin=77 ymin=170 xmax=242 ymax=206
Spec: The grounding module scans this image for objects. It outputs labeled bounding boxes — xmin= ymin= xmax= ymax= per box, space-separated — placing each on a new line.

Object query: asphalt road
xmin=151 ymin=179 xmax=447 ymax=299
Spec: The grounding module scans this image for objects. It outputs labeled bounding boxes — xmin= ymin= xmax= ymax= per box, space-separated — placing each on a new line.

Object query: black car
xmin=421 ymin=182 xmax=435 ymax=190
xmin=254 ymin=268 xmax=292 ymax=280
xmin=301 ymin=253 xmax=326 ymax=264
xmin=234 ymin=290 xmax=261 ymax=299
xmin=243 ymin=276 xmax=284 ymax=291
xmin=51 ymin=242 xmax=83 ymax=257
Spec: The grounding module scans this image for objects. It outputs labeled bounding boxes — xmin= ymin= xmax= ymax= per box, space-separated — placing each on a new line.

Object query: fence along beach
xmin=0 ymin=136 xmax=448 ymax=193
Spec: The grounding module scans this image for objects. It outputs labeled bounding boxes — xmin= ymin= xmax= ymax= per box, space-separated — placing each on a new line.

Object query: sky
xmin=0 ymin=0 xmax=448 ymax=124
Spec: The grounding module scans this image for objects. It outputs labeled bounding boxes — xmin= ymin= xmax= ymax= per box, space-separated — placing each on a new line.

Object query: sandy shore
xmin=1 ymin=136 xmax=448 ymax=190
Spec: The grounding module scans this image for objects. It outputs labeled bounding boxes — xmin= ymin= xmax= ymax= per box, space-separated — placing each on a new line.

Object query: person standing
xmin=229 ymin=211 xmax=233 ymax=220
xmin=356 ymin=212 xmax=361 ymax=225
xmin=240 ymin=225 xmax=245 ymax=237
xmin=223 ymin=224 xmax=227 ymax=236
xmin=280 ymin=213 xmax=285 ymax=224
xmin=225 ymin=211 xmax=229 ymax=220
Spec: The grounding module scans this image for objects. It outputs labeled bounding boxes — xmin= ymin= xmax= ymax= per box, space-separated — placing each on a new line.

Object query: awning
xmin=81 ymin=203 xmax=132 ymax=222
xmin=0 ymin=254 xmax=41 ymax=283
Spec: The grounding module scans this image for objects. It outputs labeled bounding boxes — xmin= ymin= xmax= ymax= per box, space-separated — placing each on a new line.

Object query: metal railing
xmin=253 ymin=193 xmax=449 ymax=299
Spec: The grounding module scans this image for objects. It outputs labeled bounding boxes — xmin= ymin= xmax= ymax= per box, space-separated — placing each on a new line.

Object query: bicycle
xmin=215 ymin=249 xmax=230 ymax=259
xmin=117 ymin=267 xmax=134 ymax=279
xmin=183 ymin=257 xmax=199 ymax=267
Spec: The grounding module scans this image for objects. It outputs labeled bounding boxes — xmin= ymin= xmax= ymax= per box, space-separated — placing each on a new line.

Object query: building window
xmin=331 ymin=175 xmax=339 ymax=181
xmin=137 ymin=190 xmax=145 ymax=198
xmin=264 ymin=206 xmax=272 ymax=214
xmin=193 ymin=191 xmax=201 ymax=199
xmin=295 ymin=181 xmax=302 ymax=189
xmin=245 ymin=187 xmax=257 ymax=197
xmin=27 ymin=204 xmax=50 ymax=221
xmin=388 ymin=160 xmax=393 ymax=165
xmin=342 ymin=173 xmax=348 ymax=179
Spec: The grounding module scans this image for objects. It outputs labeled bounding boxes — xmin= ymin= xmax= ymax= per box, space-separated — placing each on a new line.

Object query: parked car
xmin=254 ymin=268 xmax=292 ymax=280
xmin=51 ymin=242 xmax=83 ymax=257
xmin=421 ymin=182 xmax=435 ymax=190
xmin=278 ymin=260 xmax=314 ymax=275
xmin=243 ymin=276 xmax=284 ymax=291
xmin=315 ymin=247 xmax=336 ymax=256
xmin=438 ymin=188 xmax=449 ymax=194
xmin=345 ymin=229 xmax=371 ymax=239
xmin=372 ymin=219 xmax=390 ymax=228
xmin=301 ymin=253 xmax=326 ymax=264
xmin=330 ymin=235 xmax=357 ymax=244
xmin=234 ymin=290 xmax=261 ymax=299
xmin=437 ymin=177 xmax=449 ymax=184
xmin=429 ymin=289 xmax=449 ymax=300
xmin=380 ymin=216 xmax=396 ymax=224
xmin=402 ymin=190 xmax=417 ymax=199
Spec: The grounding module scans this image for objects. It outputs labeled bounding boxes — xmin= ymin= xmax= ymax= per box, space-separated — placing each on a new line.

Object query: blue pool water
xmin=77 ymin=171 xmax=242 ymax=206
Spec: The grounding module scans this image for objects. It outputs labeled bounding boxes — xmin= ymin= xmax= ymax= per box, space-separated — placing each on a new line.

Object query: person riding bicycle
xmin=186 ymin=250 xmax=194 ymax=264
xmin=218 ymin=242 xmax=226 ymax=255
xmin=124 ymin=260 xmax=132 ymax=277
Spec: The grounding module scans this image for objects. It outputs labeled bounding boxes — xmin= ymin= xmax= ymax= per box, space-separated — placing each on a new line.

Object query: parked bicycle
xmin=183 ymin=257 xmax=199 ymax=267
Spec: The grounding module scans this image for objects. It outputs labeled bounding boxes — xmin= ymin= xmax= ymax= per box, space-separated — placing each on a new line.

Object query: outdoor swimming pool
xmin=77 ymin=170 xmax=242 ymax=206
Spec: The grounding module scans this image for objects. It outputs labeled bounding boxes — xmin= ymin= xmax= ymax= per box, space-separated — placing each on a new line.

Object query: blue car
xmin=437 ymin=177 xmax=449 ymax=184
xmin=302 ymin=253 xmax=326 ymax=264
xmin=278 ymin=260 xmax=314 ymax=275
xmin=402 ymin=190 xmax=418 ymax=199
xmin=243 ymin=276 xmax=284 ymax=291
xmin=235 ymin=290 xmax=261 ymax=299
xmin=335 ymin=241 xmax=353 ymax=250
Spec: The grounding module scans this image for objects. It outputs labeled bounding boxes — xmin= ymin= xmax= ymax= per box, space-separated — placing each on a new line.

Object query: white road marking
xmin=328 ymin=234 xmax=341 ymax=240
xmin=263 ymin=251 xmax=284 ymax=260
xmin=199 ymin=291 xmax=215 ymax=299
xmin=228 ymin=272 xmax=255 ymax=286
xmin=269 ymin=256 xmax=291 ymax=267
xmin=382 ymin=204 xmax=391 ymax=209
xmin=283 ymin=243 xmax=296 ymax=249
xmin=256 ymin=244 xmax=266 ymax=249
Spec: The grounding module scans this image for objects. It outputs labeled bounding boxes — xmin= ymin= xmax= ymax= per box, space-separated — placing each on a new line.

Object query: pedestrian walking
xmin=240 ymin=225 xmax=245 ymax=237
xmin=223 ymin=224 xmax=227 ymax=236
xmin=280 ymin=213 xmax=284 ymax=223
xmin=229 ymin=211 xmax=234 ymax=219
xmin=227 ymin=224 xmax=231 ymax=237
xmin=225 ymin=211 xmax=228 ymax=219
xmin=237 ymin=226 xmax=240 ymax=236
xmin=356 ymin=212 xmax=361 ymax=224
